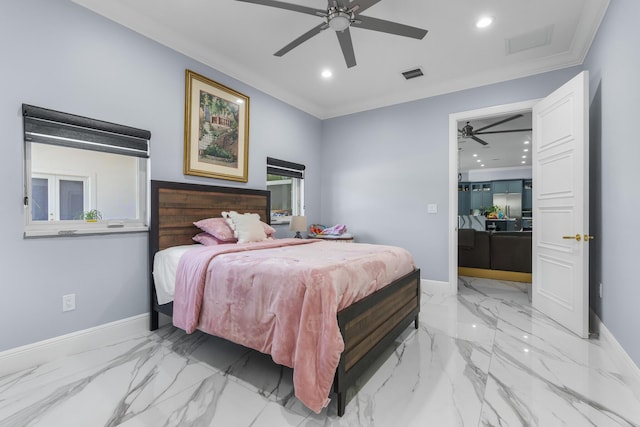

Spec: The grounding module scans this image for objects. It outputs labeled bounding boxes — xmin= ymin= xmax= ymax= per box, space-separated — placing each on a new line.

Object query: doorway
xmin=448 ymin=100 xmax=538 ymax=295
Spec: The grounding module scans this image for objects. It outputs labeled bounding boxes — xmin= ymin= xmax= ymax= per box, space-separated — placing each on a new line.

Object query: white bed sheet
xmin=153 ymin=244 xmax=198 ymax=305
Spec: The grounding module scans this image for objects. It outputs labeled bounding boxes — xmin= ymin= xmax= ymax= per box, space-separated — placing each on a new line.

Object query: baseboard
xmin=458 ymin=267 xmax=532 ymax=283
xmin=591 ymin=310 xmax=640 ymax=381
xmin=421 ymin=278 xmax=456 ymax=294
xmin=0 ymin=314 xmax=149 ymax=376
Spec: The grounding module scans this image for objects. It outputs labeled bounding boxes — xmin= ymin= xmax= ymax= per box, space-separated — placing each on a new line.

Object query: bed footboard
xmin=334 ymin=268 xmax=421 ymax=416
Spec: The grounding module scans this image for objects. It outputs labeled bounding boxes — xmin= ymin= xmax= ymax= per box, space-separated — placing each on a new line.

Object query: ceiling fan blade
xmin=236 ymin=0 xmax=325 ymax=17
xmin=351 ymin=15 xmax=428 ymax=39
xmin=336 ymin=28 xmax=356 ymax=68
xmin=474 ymin=128 xmax=533 ymax=135
xmin=347 ymin=0 xmax=384 ymax=13
xmin=274 ymin=23 xmax=328 ymax=57
xmin=473 ymin=114 xmax=523 ymax=133
xmin=471 ymin=136 xmax=489 ymax=146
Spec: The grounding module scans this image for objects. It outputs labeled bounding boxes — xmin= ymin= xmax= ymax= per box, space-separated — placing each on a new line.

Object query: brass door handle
xmin=562 ymin=234 xmax=582 ymax=241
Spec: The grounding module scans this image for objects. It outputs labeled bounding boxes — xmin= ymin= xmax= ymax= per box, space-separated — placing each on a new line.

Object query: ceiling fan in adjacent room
xmin=458 ymin=114 xmax=533 ymax=146
xmin=236 ymin=0 xmax=428 ymax=68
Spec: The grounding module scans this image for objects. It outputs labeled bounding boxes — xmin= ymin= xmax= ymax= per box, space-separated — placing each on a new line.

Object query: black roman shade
xmin=22 ymin=104 xmax=150 ymax=158
xmin=267 ymin=156 xmax=305 ymax=179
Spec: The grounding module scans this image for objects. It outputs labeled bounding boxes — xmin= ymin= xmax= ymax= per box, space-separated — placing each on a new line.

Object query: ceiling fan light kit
xmin=237 ymin=0 xmax=428 ymax=68
xmin=327 ymin=8 xmax=352 ymax=31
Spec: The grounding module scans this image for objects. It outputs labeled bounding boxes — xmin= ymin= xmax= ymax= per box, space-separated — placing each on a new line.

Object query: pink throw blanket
xmin=172 ymin=238 xmax=415 ymax=413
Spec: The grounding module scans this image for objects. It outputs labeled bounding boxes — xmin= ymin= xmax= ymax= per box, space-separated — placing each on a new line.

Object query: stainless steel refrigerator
xmin=493 ymin=192 xmax=522 ymax=228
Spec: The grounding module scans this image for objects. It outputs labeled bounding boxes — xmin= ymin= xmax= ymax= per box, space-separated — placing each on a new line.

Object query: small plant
xmin=80 ymin=209 xmax=102 ymax=221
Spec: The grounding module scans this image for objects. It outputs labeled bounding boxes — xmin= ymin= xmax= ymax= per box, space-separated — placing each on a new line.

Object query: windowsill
xmin=24 ymin=223 xmax=149 ymax=238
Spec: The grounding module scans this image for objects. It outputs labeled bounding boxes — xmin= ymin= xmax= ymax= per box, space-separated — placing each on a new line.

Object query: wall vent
xmin=401 ymin=67 xmax=424 ymax=80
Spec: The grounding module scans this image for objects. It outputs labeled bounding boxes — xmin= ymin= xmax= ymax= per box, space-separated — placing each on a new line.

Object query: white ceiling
xmin=70 ymin=0 xmax=609 ymax=119
xmin=458 ymin=112 xmax=532 ymax=173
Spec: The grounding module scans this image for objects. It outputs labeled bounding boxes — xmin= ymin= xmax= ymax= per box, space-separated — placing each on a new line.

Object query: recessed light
xmin=521 ymin=160 xmax=526 ymax=164
xmin=321 ymin=69 xmax=332 ymax=79
xmin=524 ymin=148 xmax=529 ymax=152
xmin=477 ymin=159 xmax=481 ymax=162
xmin=524 ymin=140 xmax=530 ymax=145
xmin=473 ymin=154 xmax=478 ymax=157
xmin=522 ymin=155 xmax=527 ymax=159
xmin=481 ymin=164 xmax=485 ymax=167
xmin=476 ymin=16 xmax=494 ymax=29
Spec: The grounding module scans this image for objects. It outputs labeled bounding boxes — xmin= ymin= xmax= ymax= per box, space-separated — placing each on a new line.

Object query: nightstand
xmin=309 ymin=234 xmax=354 ymax=243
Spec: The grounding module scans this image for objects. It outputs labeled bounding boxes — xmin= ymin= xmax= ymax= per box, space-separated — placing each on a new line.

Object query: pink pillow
xmin=193 ymin=218 xmax=236 ymax=242
xmin=194 ymin=217 xmax=276 ymax=242
xmin=262 ymin=222 xmax=276 ymax=236
xmin=192 ymin=232 xmax=226 ymax=246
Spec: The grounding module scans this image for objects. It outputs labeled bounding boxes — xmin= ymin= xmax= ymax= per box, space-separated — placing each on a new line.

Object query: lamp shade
xmin=289 ymin=216 xmax=307 ymax=233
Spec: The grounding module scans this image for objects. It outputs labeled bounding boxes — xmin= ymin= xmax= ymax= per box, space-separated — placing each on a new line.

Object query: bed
xmin=148 ymin=180 xmax=421 ymax=416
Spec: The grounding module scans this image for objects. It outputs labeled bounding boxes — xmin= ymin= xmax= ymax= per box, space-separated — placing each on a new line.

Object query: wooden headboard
xmin=150 ymin=180 xmax=271 ymax=253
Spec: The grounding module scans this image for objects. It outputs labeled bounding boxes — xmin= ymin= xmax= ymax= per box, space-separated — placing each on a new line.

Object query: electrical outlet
xmin=599 ymin=283 xmax=603 ymax=299
xmin=62 ymin=294 xmax=76 ymax=312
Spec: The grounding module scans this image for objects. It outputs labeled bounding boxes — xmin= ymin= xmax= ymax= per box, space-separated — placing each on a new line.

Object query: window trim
xmin=22 ymin=104 xmax=150 ymax=238
xmin=266 ymin=157 xmax=305 ymax=224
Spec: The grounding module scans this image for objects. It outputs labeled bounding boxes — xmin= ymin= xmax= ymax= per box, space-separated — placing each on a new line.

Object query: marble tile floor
xmin=1 ymin=277 xmax=639 ymax=426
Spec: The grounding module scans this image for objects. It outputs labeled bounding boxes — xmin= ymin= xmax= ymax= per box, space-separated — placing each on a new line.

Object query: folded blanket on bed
xmin=172 ymin=238 xmax=415 ymax=413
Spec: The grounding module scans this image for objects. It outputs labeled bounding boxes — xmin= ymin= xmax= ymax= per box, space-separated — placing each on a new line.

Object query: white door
xmin=532 ymin=71 xmax=590 ymax=338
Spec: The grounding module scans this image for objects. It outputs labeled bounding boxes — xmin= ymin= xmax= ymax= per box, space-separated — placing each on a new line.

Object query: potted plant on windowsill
xmin=80 ymin=209 xmax=103 ymax=222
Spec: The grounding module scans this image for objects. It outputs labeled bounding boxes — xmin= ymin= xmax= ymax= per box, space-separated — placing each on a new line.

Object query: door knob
xmin=562 ymin=234 xmax=582 ymax=241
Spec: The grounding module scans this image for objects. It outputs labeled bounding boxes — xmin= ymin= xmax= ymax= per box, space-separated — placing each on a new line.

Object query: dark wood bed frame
xmin=148 ymin=180 xmax=420 ymax=416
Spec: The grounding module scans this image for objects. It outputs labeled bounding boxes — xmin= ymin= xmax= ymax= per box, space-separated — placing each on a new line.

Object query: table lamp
xmin=289 ymin=216 xmax=307 ymax=238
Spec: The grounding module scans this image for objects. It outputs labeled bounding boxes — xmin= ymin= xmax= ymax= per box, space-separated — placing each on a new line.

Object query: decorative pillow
xmin=262 ymin=221 xmax=276 ymax=236
xmin=222 ymin=211 xmax=268 ymax=243
xmin=193 ymin=217 xmax=237 ymax=242
xmin=192 ymin=232 xmax=227 ymax=246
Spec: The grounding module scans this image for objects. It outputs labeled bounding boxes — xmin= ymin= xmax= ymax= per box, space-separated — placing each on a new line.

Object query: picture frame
xmin=184 ymin=69 xmax=250 ymax=182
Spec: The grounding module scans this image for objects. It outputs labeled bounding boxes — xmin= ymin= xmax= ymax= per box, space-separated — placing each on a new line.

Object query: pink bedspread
xmin=172 ymin=238 xmax=415 ymax=413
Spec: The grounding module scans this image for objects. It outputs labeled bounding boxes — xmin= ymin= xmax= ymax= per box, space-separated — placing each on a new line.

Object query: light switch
xmin=427 ymin=203 xmax=438 ymax=214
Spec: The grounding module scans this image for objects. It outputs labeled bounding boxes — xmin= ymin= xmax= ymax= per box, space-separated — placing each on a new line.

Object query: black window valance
xmin=22 ymin=104 xmax=150 ymax=158
xmin=267 ymin=156 xmax=305 ymax=179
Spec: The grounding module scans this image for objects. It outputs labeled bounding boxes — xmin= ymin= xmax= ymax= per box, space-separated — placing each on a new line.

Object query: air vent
xmin=401 ymin=67 xmax=424 ymax=80
xmin=506 ymin=25 xmax=554 ymax=55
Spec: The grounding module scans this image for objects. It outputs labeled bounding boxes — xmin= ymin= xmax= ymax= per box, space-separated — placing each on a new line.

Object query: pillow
xmin=222 ymin=211 xmax=268 ymax=243
xmin=194 ymin=216 xmax=275 ymax=242
xmin=192 ymin=232 xmax=227 ymax=246
xmin=262 ymin=222 xmax=276 ymax=236
xmin=193 ymin=217 xmax=236 ymax=242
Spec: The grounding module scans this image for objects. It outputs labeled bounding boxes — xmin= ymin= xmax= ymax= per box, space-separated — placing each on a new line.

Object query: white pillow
xmin=222 ymin=211 xmax=267 ymax=243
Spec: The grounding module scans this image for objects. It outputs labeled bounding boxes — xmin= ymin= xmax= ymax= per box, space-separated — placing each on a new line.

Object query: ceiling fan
xmin=458 ymin=114 xmax=532 ymax=146
xmin=236 ymin=0 xmax=428 ymax=68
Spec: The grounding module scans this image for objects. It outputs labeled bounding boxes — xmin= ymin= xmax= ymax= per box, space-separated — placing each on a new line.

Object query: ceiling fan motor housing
xmin=327 ymin=7 xmax=353 ymax=31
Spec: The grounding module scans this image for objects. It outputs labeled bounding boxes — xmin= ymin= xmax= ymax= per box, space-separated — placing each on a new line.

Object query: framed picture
xmin=184 ymin=69 xmax=250 ymax=182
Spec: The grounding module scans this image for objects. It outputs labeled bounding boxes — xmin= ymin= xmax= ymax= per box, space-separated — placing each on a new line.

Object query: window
xmin=266 ymin=157 xmax=305 ymax=224
xmin=23 ymin=104 xmax=150 ymax=237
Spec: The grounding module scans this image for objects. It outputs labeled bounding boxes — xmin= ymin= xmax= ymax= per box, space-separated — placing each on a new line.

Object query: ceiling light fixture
xmin=327 ymin=8 xmax=352 ymax=32
xmin=476 ymin=16 xmax=494 ymax=29
xmin=522 ymin=155 xmax=527 ymax=158
xmin=521 ymin=161 xmax=526 ymax=164
xmin=524 ymin=140 xmax=530 ymax=145
xmin=481 ymin=164 xmax=485 ymax=167
xmin=321 ymin=69 xmax=333 ymax=78
xmin=473 ymin=153 xmax=478 ymax=157
xmin=524 ymin=148 xmax=529 ymax=152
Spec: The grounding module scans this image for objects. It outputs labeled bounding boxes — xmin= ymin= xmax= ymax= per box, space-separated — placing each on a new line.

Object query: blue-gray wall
xmin=583 ymin=0 xmax=640 ymax=367
xmin=0 ymin=0 xmax=322 ymax=352
xmin=320 ymin=67 xmax=581 ymax=282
